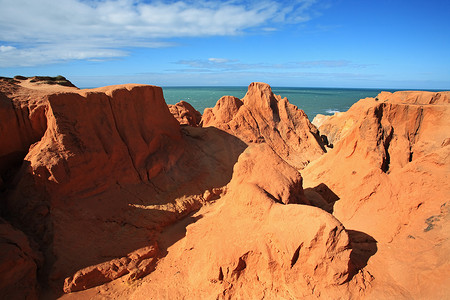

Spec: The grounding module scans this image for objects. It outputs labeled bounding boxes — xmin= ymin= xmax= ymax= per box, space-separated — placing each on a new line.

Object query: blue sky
xmin=0 ymin=0 xmax=449 ymax=89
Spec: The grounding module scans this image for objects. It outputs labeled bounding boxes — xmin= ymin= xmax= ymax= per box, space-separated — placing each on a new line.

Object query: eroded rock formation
xmin=0 ymin=78 xmax=49 ymax=176
xmin=128 ymin=144 xmax=364 ymax=299
xmin=0 ymin=78 xmax=246 ymax=297
xmin=202 ymin=82 xmax=325 ymax=169
xmin=63 ymin=242 xmax=158 ymax=293
xmin=1 ymin=77 xmax=448 ymax=299
xmin=0 ymin=218 xmax=42 ymax=299
xmin=303 ymin=90 xmax=450 ymax=299
xmin=168 ymin=101 xmax=202 ymax=126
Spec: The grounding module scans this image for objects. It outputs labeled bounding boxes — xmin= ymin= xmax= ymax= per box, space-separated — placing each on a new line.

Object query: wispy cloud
xmin=0 ymin=45 xmax=16 ymax=52
xmin=208 ymin=58 xmax=233 ymax=63
xmin=0 ymin=0 xmax=320 ymax=67
xmin=174 ymin=58 xmax=368 ymax=72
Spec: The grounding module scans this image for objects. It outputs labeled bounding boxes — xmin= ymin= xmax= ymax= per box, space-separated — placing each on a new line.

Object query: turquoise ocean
xmin=162 ymin=87 xmax=401 ymax=121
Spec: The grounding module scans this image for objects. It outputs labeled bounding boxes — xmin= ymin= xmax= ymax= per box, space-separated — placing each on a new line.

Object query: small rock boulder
xmin=168 ymin=101 xmax=202 ymax=126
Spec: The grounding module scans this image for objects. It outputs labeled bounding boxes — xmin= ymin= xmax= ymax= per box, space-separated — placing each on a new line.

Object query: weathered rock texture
xmin=2 ymin=77 xmax=449 ymax=300
xmin=0 ymin=218 xmax=41 ymax=300
xmin=0 ymin=78 xmax=246 ymax=297
xmin=202 ymin=82 xmax=325 ymax=169
xmin=126 ymin=144 xmax=368 ymax=299
xmin=0 ymin=78 xmax=50 ymax=177
xmin=303 ymin=90 xmax=450 ymax=299
xmin=63 ymin=242 xmax=158 ymax=293
xmin=168 ymin=101 xmax=202 ymax=126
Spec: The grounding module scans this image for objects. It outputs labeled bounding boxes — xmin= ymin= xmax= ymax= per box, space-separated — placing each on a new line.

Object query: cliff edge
xmin=304 ymin=90 xmax=450 ymax=299
xmin=1 ymin=78 xmax=448 ymax=299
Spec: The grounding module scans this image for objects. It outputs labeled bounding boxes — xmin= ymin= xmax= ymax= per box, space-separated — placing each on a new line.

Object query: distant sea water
xmin=162 ymin=86 xmax=399 ymax=121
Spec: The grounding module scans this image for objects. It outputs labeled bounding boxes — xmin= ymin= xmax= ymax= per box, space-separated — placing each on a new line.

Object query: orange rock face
xmin=63 ymin=242 xmax=158 ymax=293
xmin=1 ymin=78 xmax=246 ymax=297
xmin=303 ymin=90 xmax=450 ymax=299
xmin=0 ymin=218 xmax=41 ymax=300
xmin=0 ymin=79 xmax=50 ymax=176
xmin=168 ymin=100 xmax=202 ymax=126
xmin=127 ymin=144 xmax=364 ymax=299
xmin=202 ymin=82 xmax=325 ymax=169
xmin=1 ymin=77 xmax=449 ymax=299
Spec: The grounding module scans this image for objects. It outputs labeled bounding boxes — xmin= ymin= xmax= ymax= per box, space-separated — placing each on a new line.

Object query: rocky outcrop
xmin=2 ymin=82 xmax=181 ymax=294
xmin=1 ymin=79 xmax=246 ymax=296
xmin=303 ymin=90 xmax=450 ymax=299
xmin=0 ymin=218 xmax=42 ymax=300
xmin=127 ymin=144 xmax=367 ymax=299
xmin=0 ymin=79 xmax=49 ymax=177
xmin=168 ymin=101 xmax=202 ymax=126
xmin=2 ymin=77 xmax=449 ymax=299
xmin=0 ymin=75 xmax=77 ymax=88
xmin=313 ymin=91 xmax=450 ymax=147
xmin=312 ymin=109 xmax=358 ymax=147
xmin=202 ymin=82 xmax=325 ymax=169
xmin=377 ymin=90 xmax=450 ymax=104
xmin=63 ymin=242 xmax=158 ymax=293
xmin=27 ymin=76 xmax=78 ymax=88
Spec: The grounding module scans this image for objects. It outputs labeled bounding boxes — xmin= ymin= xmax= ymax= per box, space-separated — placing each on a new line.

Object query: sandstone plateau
xmin=0 ymin=77 xmax=449 ymax=299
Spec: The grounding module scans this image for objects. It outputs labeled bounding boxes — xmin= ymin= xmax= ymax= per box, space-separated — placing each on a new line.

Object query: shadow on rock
xmin=303 ymin=183 xmax=340 ymax=213
xmin=347 ymin=229 xmax=378 ymax=279
xmin=302 ymin=183 xmax=377 ymax=281
xmin=4 ymin=125 xmax=247 ymax=296
xmin=157 ymin=210 xmax=203 ymax=259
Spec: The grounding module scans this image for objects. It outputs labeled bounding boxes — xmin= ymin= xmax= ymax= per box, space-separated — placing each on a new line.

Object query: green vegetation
xmin=0 ymin=76 xmax=19 ymax=84
xmin=29 ymin=75 xmax=76 ymax=87
xmin=0 ymin=75 xmax=77 ymax=88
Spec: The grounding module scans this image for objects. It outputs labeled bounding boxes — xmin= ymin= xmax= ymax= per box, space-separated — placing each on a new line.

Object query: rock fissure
xmin=290 ymin=243 xmax=303 ymax=268
xmin=381 ymin=127 xmax=394 ymax=173
xmin=106 ymin=96 xmax=143 ymax=182
xmin=246 ymin=109 xmax=263 ymax=138
xmin=410 ymin=106 xmax=424 ymax=145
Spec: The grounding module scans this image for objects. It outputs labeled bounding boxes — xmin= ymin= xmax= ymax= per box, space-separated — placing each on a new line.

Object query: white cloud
xmin=177 ymin=58 xmax=265 ymax=70
xmin=0 ymin=0 xmax=319 ymax=67
xmin=208 ymin=58 xmax=231 ymax=63
xmin=0 ymin=45 xmax=16 ymax=52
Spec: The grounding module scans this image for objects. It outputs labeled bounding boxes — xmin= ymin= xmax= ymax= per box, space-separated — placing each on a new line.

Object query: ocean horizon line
xmin=74 ymin=85 xmax=448 ymax=121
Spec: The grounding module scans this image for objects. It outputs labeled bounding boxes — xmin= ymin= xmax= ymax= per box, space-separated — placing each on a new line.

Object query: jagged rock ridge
xmin=303 ymin=90 xmax=450 ymax=299
xmin=0 ymin=78 xmax=448 ymax=299
xmin=202 ymin=82 xmax=326 ymax=169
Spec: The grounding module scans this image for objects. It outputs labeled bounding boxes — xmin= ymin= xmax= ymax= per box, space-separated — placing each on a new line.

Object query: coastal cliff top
xmin=0 ymin=75 xmax=163 ymax=96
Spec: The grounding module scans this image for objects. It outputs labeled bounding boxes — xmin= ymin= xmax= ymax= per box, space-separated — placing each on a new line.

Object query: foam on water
xmin=325 ymin=109 xmax=342 ymax=115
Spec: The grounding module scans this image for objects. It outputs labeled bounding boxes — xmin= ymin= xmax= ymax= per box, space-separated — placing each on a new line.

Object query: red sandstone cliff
xmin=1 ymin=77 xmax=449 ymax=299
xmin=303 ymin=90 xmax=450 ymax=299
xmin=127 ymin=144 xmax=363 ymax=299
xmin=202 ymin=82 xmax=326 ymax=169
xmin=168 ymin=101 xmax=202 ymax=127
xmin=0 ymin=77 xmax=246 ymax=297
